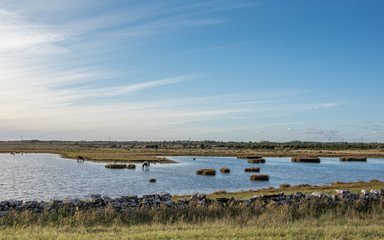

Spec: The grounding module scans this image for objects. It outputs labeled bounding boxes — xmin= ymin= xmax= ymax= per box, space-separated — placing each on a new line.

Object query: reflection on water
xmin=0 ymin=154 xmax=383 ymax=201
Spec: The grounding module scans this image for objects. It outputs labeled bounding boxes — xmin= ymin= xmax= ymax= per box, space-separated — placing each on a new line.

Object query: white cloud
xmin=0 ymin=9 xmax=69 ymax=54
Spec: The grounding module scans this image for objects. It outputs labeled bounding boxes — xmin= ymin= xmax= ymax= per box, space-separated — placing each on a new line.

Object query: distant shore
xmin=1 ymin=140 xmax=384 ymax=163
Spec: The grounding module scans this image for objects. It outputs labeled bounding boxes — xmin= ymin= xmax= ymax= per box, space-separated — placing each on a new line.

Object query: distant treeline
xmin=1 ymin=140 xmax=383 ymax=151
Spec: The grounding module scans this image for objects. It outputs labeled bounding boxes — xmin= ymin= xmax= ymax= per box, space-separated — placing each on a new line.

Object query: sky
xmin=0 ymin=0 xmax=383 ymax=142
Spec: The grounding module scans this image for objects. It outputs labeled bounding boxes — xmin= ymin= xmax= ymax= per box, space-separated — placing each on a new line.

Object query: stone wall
xmin=1 ymin=189 xmax=383 ymax=216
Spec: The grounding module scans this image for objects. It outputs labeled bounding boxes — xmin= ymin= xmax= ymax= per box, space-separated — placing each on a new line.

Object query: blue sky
xmin=0 ymin=0 xmax=383 ymax=142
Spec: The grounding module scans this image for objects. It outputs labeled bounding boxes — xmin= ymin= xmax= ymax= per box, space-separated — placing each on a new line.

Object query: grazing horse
xmin=76 ymin=156 xmax=85 ymax=162
xmin=142 ymin=161 xmax=150 ymax=170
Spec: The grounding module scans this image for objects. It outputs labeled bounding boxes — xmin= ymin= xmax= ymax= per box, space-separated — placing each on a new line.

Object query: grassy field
xmin=1 ymin=141 xmax=384 ymax=163
xmin=1 ymin=198 xmax=384 ymax=239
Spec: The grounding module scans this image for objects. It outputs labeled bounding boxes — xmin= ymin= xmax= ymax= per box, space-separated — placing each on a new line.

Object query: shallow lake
xmin=1 ymin=154 xmax=383 ymax=201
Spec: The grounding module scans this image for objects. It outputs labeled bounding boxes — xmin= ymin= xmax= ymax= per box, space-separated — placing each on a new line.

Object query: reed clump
xmin=291 ymin=156 xmax=320 ymax=163
xmin=250 ymin=174 xmax=269 ymax=181
xmin=149 ymin=178 xmax=156 ymax=182
xmin=127 ymin=164 xmax=136 ymax=169
xmin=247 ymin=158 xmax=265 ymax=163
xmin=196 ymin=169 xmax=216 ymax=176
xmin=220 ymin=168 xmax=230 ymax=173
xmin=244 ymin=167 xmax=260 ymax=172
xmin=105 ymin=163 xmax=127 ymax=169
xmin=340 ymin=157 xmax=367 ymax=162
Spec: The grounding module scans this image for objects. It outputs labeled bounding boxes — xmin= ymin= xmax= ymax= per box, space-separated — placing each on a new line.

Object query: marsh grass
xmin=196 ymin=169 xmax=216 ymax=176
xmin=244 ymin=167 xmax=260 ymax=172
xmin=220 ymin=168 xmax=230 ymax=173
xmin=340 ymin=157 xmax=367 ymax=162
xmin=247 ymin=159 xmax=265 ymax=163
xmin=291 ymin=156 xmax=320 ymax=163
xmin=127 ymin=164 xmax=136 ymax=169
xmin=250 ymin=174 xmax=269 ymax=181
xmin=149 ymin=178 xmax=156 ymax=182
xmin=105 ymin=163 xmax=126 ymax=169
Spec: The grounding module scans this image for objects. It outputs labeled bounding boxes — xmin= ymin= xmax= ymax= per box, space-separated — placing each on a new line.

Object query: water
xmin=0 ymin=154 xmax=383 ymax=201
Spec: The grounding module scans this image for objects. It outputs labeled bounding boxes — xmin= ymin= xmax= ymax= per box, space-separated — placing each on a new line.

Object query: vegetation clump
xmin=127 ymin=164 xmax=136 ymax=169
xmin=280 ymin=183 xmax=291 ymax=188
xmin=244 ymin=167 xmax=260 ymax=172
xmin=250 ymin=174 xmax=269 ymax=181
xmin=340 ymin=157 xmax=367 ymax=162
xmin=149 ymin=178 xmax=156 ymax=182
xmin=220 ymin=168 xmax=230 ymax=173
xmin=291 ymin=156 xmax=320 ymax=163
xmin=196 ymin=169 xmax=216 ymax=176
xmin=247 ymin=158 xmax=265 ymax=163
xmin=105 ymin=163 xmax=126 ymax=169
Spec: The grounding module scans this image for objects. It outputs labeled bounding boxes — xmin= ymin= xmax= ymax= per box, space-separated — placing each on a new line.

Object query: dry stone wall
xmin=1 ymin=189 xmax=383 ymax=216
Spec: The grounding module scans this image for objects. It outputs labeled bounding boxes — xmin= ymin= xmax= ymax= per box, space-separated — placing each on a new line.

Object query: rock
xmin=111 ymin=202 xmax=122 ymax=208
xmin=294 ymin=192 xmax=303 ymax=197
xmin=312 ymin=192 xmax=324 ymax=198
xmin=163 ymin=200 xmax=174 ymax=207
xmin=0 ymin=211 xmax=10 ymax=217
xmin=91 ymin=194 xmax=101 ymax=199
xmin=0 ymin=201 xmax=9 ymax=208
xmin=250 ymin=195 xmax=261 ymax=201
xmin=361 ymin=190 xmax=370 ymax=195
xmin=216 ymin=198 xmax=230 ymax=203
xmin=379 ymin=189 xmax=384 ymax=196
xmin=335 ymin=190 xmax=350 ymax=195
xmin=9 ymin=200 xmax=23 ymax=207
xmin=370 ymin=189 xmax=380 ymax=196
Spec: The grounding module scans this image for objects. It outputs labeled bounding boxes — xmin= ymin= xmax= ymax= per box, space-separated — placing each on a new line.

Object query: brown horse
xmin=76 ymin=156 xmax=85 ymax=162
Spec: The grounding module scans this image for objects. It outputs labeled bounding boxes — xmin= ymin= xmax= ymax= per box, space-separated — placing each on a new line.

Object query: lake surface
xmin=1 ymin=154 xmax=383 ymax=201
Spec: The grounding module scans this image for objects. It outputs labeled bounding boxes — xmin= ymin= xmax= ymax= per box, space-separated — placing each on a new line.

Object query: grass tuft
xmin=149 ymin=178 xmax=156 ymax=182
